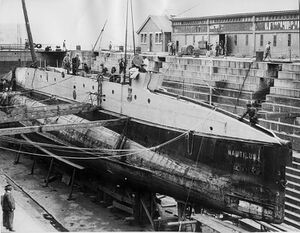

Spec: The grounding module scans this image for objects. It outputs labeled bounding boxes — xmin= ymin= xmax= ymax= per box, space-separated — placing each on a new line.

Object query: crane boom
xmin=21 ymin=0 xmax=37 ymax=65
xmin=92 ymin=20 xmax=108 ymax=52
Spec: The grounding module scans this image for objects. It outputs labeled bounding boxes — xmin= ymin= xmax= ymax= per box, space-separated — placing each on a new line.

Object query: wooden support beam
xmin=31 ymin=158 xmax=36 ymax=175
xmin=45 ymin=158 xmax=54 ymax=187
xmin=161 ymin=203 xmax=177 ymax=208
xmin=13 ymin=144 xmax=22 ymax=164
xmin=20 ymin=134 xmax=84 ymax=200
xmin=140 ymin=198 xmax=155 ymax=230
xmin=20 ymin=134 xmax=84 ymax=170
xmin=112 ymin=200 xmax=133 ymax=214
xmin=256 ymin=221 xmax=282 ymax=232
xmin=67 ymin=168 xmax=76 ymax=201
xmin=192 ymin=214 xmax=248 ymax=233
xmin=97 ymin=185 xmax=133 ymax=205
xmin=0 ymin=117 xmax=128 ymax=136
xmin=0 ymin=103 xmax=97 ymax=124
xmin=167 ymin=220 xmax=198 ymax=226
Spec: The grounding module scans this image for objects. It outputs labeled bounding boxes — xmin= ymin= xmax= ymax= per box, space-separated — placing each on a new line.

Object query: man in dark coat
xmin=72 ymin=54 xmax=81 ymax=75
xmin=239 ymin=102 xmax=258 ymax=126
xmin=119 ymin=58 xmax=125 ymax=74
xmin=1 ymin=184 xmax=15 ymax=231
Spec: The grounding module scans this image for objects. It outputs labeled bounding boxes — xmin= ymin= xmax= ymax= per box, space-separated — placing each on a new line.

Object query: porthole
xmin=112 ymin=90 xmax=114 ymax=94
xmin=147 ymin=98 xmax=150 ymax=104
xmin=54 ymin=78 xmax=56 ymax=82
xmin=73 ymin=85 xmax=76 ymax=89
xmin=83 ymin=83 xmax=85 ymax=88
xmin=92 ymin=85 xmax=95 ymax=90
xmin=209 ymin=126 xmax=213 ymax=131
xmin=134 ymin=95 xmax=137 ymax=100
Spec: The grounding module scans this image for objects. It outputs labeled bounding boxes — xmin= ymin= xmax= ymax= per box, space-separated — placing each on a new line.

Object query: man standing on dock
xmin=263 ymin=41 xmax=271 ymax=61
xmin=62 ymin=40 xmax=66 ymax=51
xmin=1 ymin=185 xmax=15 ymax=232
xmin=62 ymin=53 xmax=71 ymax=74
xmin=72 ymin=54 xmax=81 ymax=75
xmin=119 ymin=58 xmax=125 ymax=74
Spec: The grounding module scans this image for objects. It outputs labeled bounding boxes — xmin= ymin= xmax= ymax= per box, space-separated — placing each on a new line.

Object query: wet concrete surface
xmin=0 ymin=144 xmax=151 ymax=232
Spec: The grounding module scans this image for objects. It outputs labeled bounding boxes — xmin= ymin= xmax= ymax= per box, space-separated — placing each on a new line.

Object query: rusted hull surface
xmin=17 ymin=116 xmax=285 ymax=223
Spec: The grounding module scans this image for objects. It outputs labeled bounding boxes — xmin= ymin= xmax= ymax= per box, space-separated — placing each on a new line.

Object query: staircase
xmin=285 ymin=152 xmax=300 ymax=229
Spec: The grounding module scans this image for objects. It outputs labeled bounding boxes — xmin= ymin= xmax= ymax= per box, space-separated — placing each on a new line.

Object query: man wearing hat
xmin=239 ymin=101 xmax=258 ymax=126
xmin=263 ymin=41 xmax=271 ymax=61
xmin=1 ymin=184 xmax=15 ymax=231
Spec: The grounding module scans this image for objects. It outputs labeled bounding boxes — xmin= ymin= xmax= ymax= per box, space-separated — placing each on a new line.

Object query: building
xmin=171 ymin=10 xmax=300 ymax=58
xmin=137 ymin=15 xmax=172 ymax=53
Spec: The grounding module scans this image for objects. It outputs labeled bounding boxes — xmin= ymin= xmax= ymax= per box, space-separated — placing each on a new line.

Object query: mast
xmin=299 ymin=0 xmax=300 ymax=57
xmin=21 ymin=0 xmax=37 ymax=65
xmin=124 ymin=0 xmax=129 ymax=78
xmin=130 ymin=0 xmax=136 ymax=55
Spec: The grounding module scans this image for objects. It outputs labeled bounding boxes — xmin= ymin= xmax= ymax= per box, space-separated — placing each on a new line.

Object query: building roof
xmin=137 ymin=15 xmax=172 ymax=34
xmin=171 ymin=9 xmax=299 ymax=22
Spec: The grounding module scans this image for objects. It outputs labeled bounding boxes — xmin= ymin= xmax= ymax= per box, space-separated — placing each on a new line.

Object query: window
xmin=155 ymin=33 xmax=159 ymax=43
xmin=140 ymin=33 xmax=147 ymax=43
xmin=141 ymin=34 xmax=144 ymax=43
xmin=273 ymin=35 xmax=277 ymax=47
xmin=155 ymin=32 xmax=162 ymax=43
xmin=245 ymin=34 xmax=248 ymax=46
xmin=234 ymin=35 xmax=237 ymax=46
xmin=288 ymin=34 xmax=291 ymax=46
xmin=260 ymin=35 xmax=264 ymax=47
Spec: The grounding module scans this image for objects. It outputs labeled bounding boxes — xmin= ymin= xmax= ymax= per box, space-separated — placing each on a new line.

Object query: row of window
xmin=173 ymin=14 xmax=299 ymax=26
xmin=140 ymin=32 xmax=162 ymax=44
xmin=233 ymin=34 xmax=292 ymax=47
xmin=174 ymin=20 xmax=299 ymax=34
xmin=256 ymin=14 xmax=299 ymax=21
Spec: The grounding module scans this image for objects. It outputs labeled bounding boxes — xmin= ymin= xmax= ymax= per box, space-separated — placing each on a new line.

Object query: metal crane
xmin=92 ymin=20 xmax=108 ymax=52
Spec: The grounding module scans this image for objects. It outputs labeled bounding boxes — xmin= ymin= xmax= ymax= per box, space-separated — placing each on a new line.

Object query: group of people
xmin=62 ymin=53 xmax=85 ymax=75
xmin=206 ymin=41 xmax=225 ymax=57
xmin=167 ymin=41 xmax=176 ymax=55
xmin=1 ymin=80 xmax=12 ymax=112
xmin=214 ymin=40 xmax=225 ymax=56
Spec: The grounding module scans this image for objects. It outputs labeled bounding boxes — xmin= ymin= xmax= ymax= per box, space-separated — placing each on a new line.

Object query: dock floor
xmin=0 ymin=144 xmax=151 ymax=232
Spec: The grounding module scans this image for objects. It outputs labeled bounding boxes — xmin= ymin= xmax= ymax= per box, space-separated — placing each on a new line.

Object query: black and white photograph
xmin=0 ymin=0 xmax=300 ymax=232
